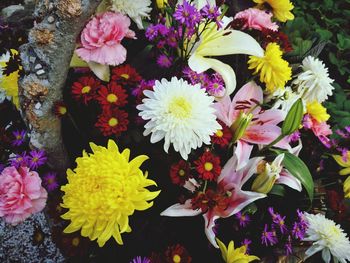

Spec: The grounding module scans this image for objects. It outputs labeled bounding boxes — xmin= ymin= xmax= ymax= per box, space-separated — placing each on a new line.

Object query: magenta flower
xmin=76 ymin=12 xmax=136 ymax=66
xmin=157 ymin=54 xmax=173 ymax=68
xmin=214 ymin=81 xmax=289 ymax=169
xmin=28 ymin=150 xmax=47 ymax=170
xmin=174 ymin=0 xmax=201 ymax=27
xmin=130 ymin=256 xmax=150 ymax=263
xmin=11 ymin=130 xmax=26 ymax=146
xmin=235 ymin=212 xmax=251 ymax=227
xmin=161 ymin=154 xmax=266 ymax=248
xmin=0 ymin=166 xmax=47 ymax=225
xmin=261 ymin=224 xmax=278 ymax=246
xmin=10 ymin=152 xmax=29 ymax=168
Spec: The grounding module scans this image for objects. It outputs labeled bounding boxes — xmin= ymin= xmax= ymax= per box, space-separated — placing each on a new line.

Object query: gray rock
xmin=1 ymin=5 xmax=25 ymax=20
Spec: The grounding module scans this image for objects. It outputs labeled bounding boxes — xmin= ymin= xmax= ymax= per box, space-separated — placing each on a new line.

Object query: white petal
xmin=160 ymin=200 xmax=201 ymax=217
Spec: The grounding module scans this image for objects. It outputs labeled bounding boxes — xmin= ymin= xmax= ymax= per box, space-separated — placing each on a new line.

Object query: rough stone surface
xmin=0 ymin=213 xmax=65 ymax=262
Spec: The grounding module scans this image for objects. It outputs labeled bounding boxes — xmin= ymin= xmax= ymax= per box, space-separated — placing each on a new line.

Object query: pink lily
xmin=214 ymin=81 xmax=289 ymax=169
xmin=160 ymin=155 xmax=266 ymax=248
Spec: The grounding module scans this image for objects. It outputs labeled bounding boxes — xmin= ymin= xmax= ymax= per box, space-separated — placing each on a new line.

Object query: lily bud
xmin=281 ymin=98 xmax=304 ymax=136
xmin=230 ymin=111 xmax=253 ymax=143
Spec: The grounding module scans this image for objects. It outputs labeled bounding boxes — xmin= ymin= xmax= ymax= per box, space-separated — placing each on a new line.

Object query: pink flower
xmin=76 ymin=12 xmax=136 ymax=66
xmin=161 ymin=155 xmax=266 ymax=248
xmin=214 ymin=81 xmax=289 ymax=169
xmin=0 ymin=166 xmax=47 ymax=225
xmin=304 ymin=114 xmax=332 ymax=147
xmin=234 ymin=8 xmax=279 ymax=31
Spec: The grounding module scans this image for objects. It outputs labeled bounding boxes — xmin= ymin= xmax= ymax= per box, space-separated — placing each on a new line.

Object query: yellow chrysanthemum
xmin=306 ymin=101 xmax=330 ymax=123
xmin=333 ymin=151 xmax=350 ymax=176
xmin=216 ymin=238 xmax=259 ymax=263
xmin=0 ymin=49 xmax=20 ymax=109
xmin=61 ymin=140 xmax=160 ymax=247
xmin=248 ymin=43 xmax=292 ymax=93
xmin=253 ymin=0 xmax=294 ymax=22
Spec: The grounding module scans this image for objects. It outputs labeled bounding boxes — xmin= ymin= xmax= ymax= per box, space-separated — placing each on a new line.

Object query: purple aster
xmin=336 ymin=129 xmax=349 ymax=139
xmin=241 ymin=239 xmax=252 ymax=254
xmin=28 ymin=150 xmax=47 ymax=170
xmin=145 ymin=24 xmax=159 ymax=41
xmin=167 ymin=30 xmax=179 ymax=48
xmin=130 ymin=256 xmax=150 ymax=263
xmin=235 ymin=212 xmax=251 ymax=227
xmin=268 ymin=207 xmax=288 ymax=234
xmin=157 ymin=54 xmax=173 ymax=68
xmin=207 ymin=74 xmax=225 ymax=97
xmin=173 ymin=0 xmax=201 ymax=27
xmin=12 ymin=130 xmax=26 ymax=147
xmin=9 ymin=152 xmax=29 ymax=168
xmin=43 ymin=172 xmax=59 ymax=192
xmin=261 ymin=224 xmax=278 ymax=246
xmin=345 ymin=126 xmax=350 ymax=134
xmin=284 ymin=236 xmax=293 ymax=256
xmin=292 ymin=222 xmax=305 ymax=240
xmin=183 ymin=67 xmax=201 ymax=84
xmin=200 ymin=3 xmax=223 ymax=28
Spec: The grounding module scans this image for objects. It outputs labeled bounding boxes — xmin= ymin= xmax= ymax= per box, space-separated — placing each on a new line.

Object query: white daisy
xmin=303 ymin=213 xmax=350 ymax=263
xmin=293 ymin=56 xmax=334 ymax=103
xmin=137 ymin=77 xmax=221 ymax=160
xmin=110 ymin=0 xmax=152 ymax=29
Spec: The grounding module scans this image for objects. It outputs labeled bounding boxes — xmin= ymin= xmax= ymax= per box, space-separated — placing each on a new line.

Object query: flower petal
xmin=160 ymin=200 xmax=201 ymax=217
xmin=277 ymin=170 xmax=302 ymax=192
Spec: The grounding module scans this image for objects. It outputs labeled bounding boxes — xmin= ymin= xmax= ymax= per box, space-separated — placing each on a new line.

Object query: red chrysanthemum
xmin=169 ymin=160 xmax=192 ymax=186
xmin=95 ymin=108 xmax=129 ymax=136
xmin=71 ymin=76 xmax=100 ymax=105
xmin=111 ymin=64 xmax=142 ymax=86
xmin=53 ymin=101 xmax=67 ymax=118
xmin=96 ymin=82 xmax=128 ymax=110
xmin=211 ymin=122 xmax=232 ymax=148
xmin=165 ymin=244 xmax=192 ymax=263
xmin=191 ymin=189 xmax=230 ymax=213
xmin=194 ymin=151 xmax=221 ymax=181
xmin=261 ymin=29 xmax=293 ymax=53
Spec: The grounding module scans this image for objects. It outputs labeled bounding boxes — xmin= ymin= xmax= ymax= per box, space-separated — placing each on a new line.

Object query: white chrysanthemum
xmin=303 ymin=213 xmax=350 ymax=263
xmin=137 ymin=77 xmax=221 ymax=160
xmin=111 ymin=0 xmax=152 ymax=29
xmin=293 ymin=56 xmax=334 ymax=103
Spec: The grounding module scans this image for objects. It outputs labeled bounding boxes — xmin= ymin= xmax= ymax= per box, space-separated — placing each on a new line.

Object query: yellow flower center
xmin=72 ymin=237 xmax=80 ymax=247
xmin=121 ymin=73 xmax=129 ymax=79
xmin=32 ymin=157 xmax=38 ymax=163
xmin=108 ymin=118 xmax=118 ymax=127
xmin=204 ymin=162 xmax=213 ymax=171
xmin=16 ymin=135 xmax=22 ymax=140
xmin=168 ymin=97 xmax=192 ymax=119
xmin=81 ymin=86 xmax=91 ymax=94
xmin=173 ymin=254 xmax=181 ymax=263
xmin=107 ymin=93 xmax=118 ymax=103
xmin=215 ymin=130 xmax=223 ymax=138
xmin=59 ymin=106 xmax=67 ymax=115
xmin=178 ymin=169 xmax=185 ymax=177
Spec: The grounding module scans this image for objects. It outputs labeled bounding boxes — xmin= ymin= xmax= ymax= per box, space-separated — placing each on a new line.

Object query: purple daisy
xmin=43 ymin=172 xmax=59 ymax=192
xmin=173 ymin=0 xmax=201 ymax=27
xmin=9 ymin=152 xmax=29 ymax=168
xmin=241 ymin=239 xmax=252 ymax=254
xmin=235 ymin=212 xmax=251 ymax=227
xmin=28 ymin=150 xmax=47 ymax=170
xmin=12 ymin=130 xmax=26 ymax=147
xmin=130 ymin=256 xmax=150 ymax=263
xmin=157 ymin=54 xmax=173 ymax=68
xmin=200 ymin=3 xmax=222 ymax=28
xmin=285 ymin=236 xmax=293 ymax=256
xmin=261 ymin=224 xmax=278 ymax=246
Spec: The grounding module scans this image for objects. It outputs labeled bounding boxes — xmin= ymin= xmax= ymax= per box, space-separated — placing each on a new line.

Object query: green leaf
xmin=269 ymin=185 xmax=286 ymax=197
xmin=281 ymin=152 xmax=314 ymax=202
xmin=282 ymin=99 xmax=304 ymax=136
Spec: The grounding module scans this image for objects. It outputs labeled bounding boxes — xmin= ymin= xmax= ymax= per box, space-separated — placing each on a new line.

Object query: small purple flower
xmin=43 ymin=172 xmax=59 ymax=192
xmin=130 ymin=256 xmax=150 ymax=263
xmin=183 ymin=67 xmax=201 ymax=84
xmin=200 ymin=3 xmax=223 ymax=28
xmin=157 ymin=54 xmax=173 ymax=68
xmin=261 ymin=224 xmax=278 ymax=246
xmin=289 ymin=130 xmax=300 ymax=143
xmin=10 ymin=152 xmax=29 ymax=168
xmin=292 ymin=222 xmax=305 ymax=240
xmin=241 ymin=239 xmax=252 ymax=254
xmin=345 ymin=126 xmax=350 ymax=134
xmin=173 ymin=0 xmax=201 ymax=27
xmin=145 ymin=24 xmax=159 ymax=41
xmin=207 ymin=74 xmax=225 ymax=97
xmin=12 ymin=130 xmax=26 ymax=147
xmin=284 ymin=236 xmax=293 ymax=256
xmin=235 ymin=212 xmax=250 ymax=227
xmin=268 ymin=207 xmax=288 ymax=234
xmin=336 ymin=129 xmax=349 ymax=139
xmin=341 ymin=148 xmax=349 ymax=162
xmin=28 ymin=150 xmax=47 ymax=170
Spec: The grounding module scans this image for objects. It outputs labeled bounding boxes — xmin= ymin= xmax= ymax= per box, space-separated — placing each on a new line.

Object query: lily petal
xmin=235 ymin=140 xmax=254 ymax=171
xmin=277 ymin=170 xmax=302 ymax=192
xmin=160 ymin=200 xmax=201 ymax=217
xmin=203 ymin=212 xmax=219 ymax=248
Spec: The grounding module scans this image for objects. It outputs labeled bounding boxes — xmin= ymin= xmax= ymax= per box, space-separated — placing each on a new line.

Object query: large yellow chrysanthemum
xmin=248 ymin=43 xmax=292 ymax=93
xmin=61 ymin=140 xmax=160 ymax=247
xmin=253 ymin=0 xmax=294 ymax=22
xmin=0 ymin=49 xmax=20 ymax=109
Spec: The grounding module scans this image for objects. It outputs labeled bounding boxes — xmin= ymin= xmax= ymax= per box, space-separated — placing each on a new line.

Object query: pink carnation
xmin=0 ymin=166 xmax=47 ymax=225
xmin=234 ymin=8 xmax=279 ymax=31
xmin=76 ymin=12 xmax=136 ymax=66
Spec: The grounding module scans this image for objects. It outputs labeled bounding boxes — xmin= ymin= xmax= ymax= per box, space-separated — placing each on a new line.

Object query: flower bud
xmin=156 ymin=0 xmax=168 ymax=9
xmin=230 ymin=111 xmax=253 ymax=143
xmin=281 ymin=98 xmax=303 ymax=136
